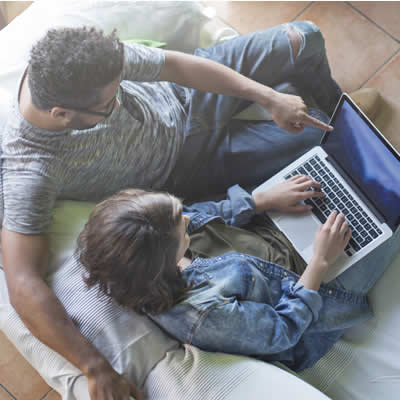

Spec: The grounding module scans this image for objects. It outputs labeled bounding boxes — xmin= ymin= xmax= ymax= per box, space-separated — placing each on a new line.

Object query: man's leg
xmin=181 ymin=113 xmax=328 ymax=199
xmin=168 ymin=22 xmax=340 ymax=199
xmin=287 ymin=25 xmax=302 ymax=62
xmin=288 ymin=22 xmax=342 ymax=117
xmin=186 ymin=21 xmax=336 ymax=130
xmin=187 ymin=21 xmax=339 ymax=126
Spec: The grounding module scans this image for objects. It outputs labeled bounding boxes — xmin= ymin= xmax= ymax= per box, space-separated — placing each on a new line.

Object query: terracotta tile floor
xmin=1 ymin=1 xmax=400 ymax=399
xmin=207 ymin=1 xmax=400 ymax=97
xmin=0 ymin=1 xmax=33 ymax=25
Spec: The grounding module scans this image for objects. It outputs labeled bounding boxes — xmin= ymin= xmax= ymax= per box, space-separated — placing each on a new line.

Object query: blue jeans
xmin=331 ymin=227 xmax=400 ymax=295
xmin=166 ymin=21 xmax=342 ymax=200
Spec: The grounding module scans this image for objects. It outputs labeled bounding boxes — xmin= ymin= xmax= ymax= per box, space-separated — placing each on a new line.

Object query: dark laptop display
xmin=322 ymin=96 xmax=400 ymax=231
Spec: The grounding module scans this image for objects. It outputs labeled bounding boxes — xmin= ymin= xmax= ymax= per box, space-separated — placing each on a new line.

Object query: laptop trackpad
xmin=277 ymin=214 xmax=320 ymax=251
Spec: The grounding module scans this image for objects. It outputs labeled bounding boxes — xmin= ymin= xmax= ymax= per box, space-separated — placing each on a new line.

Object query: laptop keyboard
xmin=284 ymin=155 xmax=383 ymax=256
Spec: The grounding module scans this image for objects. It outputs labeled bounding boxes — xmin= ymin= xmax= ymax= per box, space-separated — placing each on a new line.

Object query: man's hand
xmin=87 ymin=361 xmax=144 ymax=400
xmin=1 ymin=228 xmax=144 ymax=400
xmin=267 ymin=91 xmax=333 ymax=134
xmin=253 ymin=174 xmax=325 ymax=213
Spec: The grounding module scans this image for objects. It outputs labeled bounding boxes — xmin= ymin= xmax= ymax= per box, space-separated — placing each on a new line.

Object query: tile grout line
xmin=288 ymin=0 xmax=400 ymax=90
xmin=200 ymin=2 xmax=242 ymax=34
xmin=291 ymin=1 xmax=314 ymax=21
xmin=206 ymin=1 xmax=315 ymax=36
xmin=346 ymin=1 xmax=400 ymax=44
xmin=0 ymin=384 xmax=17 ymax=400
xmin=40 ymin=389 xmax=53 ymax=400
xmin=215 ymin=14 xmax=242 ymax=35
xmin=358 ymin=47 xmax=400 ymax=89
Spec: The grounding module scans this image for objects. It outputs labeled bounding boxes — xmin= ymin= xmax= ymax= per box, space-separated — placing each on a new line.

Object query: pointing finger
xmin=302 ymin=113 xmax=333 ymax=132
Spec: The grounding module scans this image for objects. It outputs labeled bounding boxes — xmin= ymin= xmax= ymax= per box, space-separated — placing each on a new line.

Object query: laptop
xmin=252 ymin=93 xmax=400 ymax=282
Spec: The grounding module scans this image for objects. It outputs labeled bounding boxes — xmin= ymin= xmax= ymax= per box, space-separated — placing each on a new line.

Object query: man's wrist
xmin=82 ymin=354 xmax=113 ymax=378
xmin=242 ymin=80 xmax=277 ymax=109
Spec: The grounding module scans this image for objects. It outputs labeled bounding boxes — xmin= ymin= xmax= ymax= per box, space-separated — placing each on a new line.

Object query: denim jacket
xmin=150 ymin=185 xmax=372 ymax=371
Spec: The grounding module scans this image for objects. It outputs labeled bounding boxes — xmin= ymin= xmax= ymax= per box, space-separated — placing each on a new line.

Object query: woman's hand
xmin=297 ymin=210 xmax=352 ymax=291
xmin=312 ymin=210 xmax=352 ymax=267
xmin=253 ymin=175 xmax=325 ymax=213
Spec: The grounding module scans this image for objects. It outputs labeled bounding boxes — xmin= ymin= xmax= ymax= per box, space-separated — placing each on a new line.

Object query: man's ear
xmin=49 ymin=107 xmax=74 ymax=126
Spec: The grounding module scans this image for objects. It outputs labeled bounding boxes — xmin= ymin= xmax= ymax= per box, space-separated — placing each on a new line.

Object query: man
xmin=1 ymin=22 xmax=340 ymax=399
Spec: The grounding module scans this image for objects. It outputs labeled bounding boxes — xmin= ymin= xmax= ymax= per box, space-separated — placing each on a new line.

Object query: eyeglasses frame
xmin=50 ymin=83 xmax=121 ymax=119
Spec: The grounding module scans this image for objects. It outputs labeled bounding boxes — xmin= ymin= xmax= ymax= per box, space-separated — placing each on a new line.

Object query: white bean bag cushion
xmin=0 ymin=1 xmax=329 ymax=399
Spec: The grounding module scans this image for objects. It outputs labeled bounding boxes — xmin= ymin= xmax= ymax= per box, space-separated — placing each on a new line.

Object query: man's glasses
xmin=54 ymin=86 xmax=122 ymax=119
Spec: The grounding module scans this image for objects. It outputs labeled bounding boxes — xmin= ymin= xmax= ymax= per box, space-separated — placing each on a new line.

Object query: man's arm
xmin=1 ymin=228 xmax=142 ymax=400
xmin=159 ymin=50 xmax=332 ymax=134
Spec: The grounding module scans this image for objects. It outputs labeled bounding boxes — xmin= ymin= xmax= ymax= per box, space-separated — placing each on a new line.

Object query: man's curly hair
xmin=28 ymin=26 xmax=124 ymax=110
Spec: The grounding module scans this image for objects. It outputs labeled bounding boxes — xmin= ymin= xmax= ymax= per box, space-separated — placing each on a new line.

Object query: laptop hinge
xmin=325 ymin=155 xmax=386 ymax=224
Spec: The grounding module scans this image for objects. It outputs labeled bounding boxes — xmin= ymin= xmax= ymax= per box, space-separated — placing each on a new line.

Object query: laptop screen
xmin=322 ymin=95 xmax=400 ymax=231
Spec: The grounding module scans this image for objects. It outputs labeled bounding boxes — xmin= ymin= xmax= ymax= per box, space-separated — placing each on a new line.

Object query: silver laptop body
xmin=253 ymin=93 xmax=400 ymax=282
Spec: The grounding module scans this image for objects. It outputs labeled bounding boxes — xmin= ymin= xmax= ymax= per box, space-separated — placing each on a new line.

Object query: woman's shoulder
xmin=182 ymin=254 xmax=266 ymax=296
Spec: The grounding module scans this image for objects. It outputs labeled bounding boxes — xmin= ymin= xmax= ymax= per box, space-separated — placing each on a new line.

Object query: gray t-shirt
xmin=1 ymin=43 xmax=189 ymax=234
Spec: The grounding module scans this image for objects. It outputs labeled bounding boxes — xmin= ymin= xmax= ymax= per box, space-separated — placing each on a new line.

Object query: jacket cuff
xmin=282 ymin=278 xmax=323 ymax=322
xmin=226 ymin=185 xmax=256 ymax=225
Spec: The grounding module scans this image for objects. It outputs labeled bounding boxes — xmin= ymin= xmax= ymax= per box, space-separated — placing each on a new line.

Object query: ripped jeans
xmin=165 ymin=22 xmax=342 ymax=200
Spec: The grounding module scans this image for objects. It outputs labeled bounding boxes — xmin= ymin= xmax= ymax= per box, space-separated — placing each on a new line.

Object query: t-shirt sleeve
xmin=122 ymin=42 xmax=166 ymax=82
xmin=2 ymin=170 xmax=58 ymax=235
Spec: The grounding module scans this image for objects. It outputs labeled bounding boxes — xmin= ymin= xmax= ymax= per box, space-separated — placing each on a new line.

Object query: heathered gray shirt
xmin=2 ymin=43 xmax=189 ymax=234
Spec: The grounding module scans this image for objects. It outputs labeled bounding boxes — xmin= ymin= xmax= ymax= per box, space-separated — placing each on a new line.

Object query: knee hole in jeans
xmin=287 ymin=27 xmax=302 ymax=61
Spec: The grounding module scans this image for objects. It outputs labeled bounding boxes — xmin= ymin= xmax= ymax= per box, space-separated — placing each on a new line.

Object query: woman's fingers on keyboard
xmin=292 ymin=174 xmax=322 ymax=190
xmin=290 ymin=174 xmax=309 ymax=183
xmin=300 ymin=188 xmax=325 ymax=200
xmin=332 ymin=212 xmax=345 ymax=231
xmin=329 ymin=210 xmax=350 ymax=231
xmin=324 ymin=210 xmax=339 ymax=227
xmin=340 ymin=219 xmax=351 ymax=236
xmin=301 ymin=181 xmax=322 ymax=192
xmin=344 ymin=228 xmax=352 ymax=243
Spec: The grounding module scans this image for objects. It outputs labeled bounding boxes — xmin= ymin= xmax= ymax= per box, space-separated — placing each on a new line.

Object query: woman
xmin=78 ymin=175 xmax=399 ymax=372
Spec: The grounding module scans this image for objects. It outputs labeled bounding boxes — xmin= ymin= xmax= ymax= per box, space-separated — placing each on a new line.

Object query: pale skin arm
xmin=253 ymin=175 xmax=351 ymax=291
xmin=159 ymin=50 xmax=333 ymax=134
xmin=1 ymin=228 xmax=143 ymax=400
xmin=298 ymin=211 xmax=351 ymax=290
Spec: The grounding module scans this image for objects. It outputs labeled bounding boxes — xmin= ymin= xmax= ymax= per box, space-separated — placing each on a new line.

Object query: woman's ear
xmin=184 ymin=215 xmax=191 ymax=226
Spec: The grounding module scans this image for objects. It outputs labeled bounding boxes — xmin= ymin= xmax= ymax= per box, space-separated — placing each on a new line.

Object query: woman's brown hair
xmin=78 ymin=188 xmax=190 ymax=315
